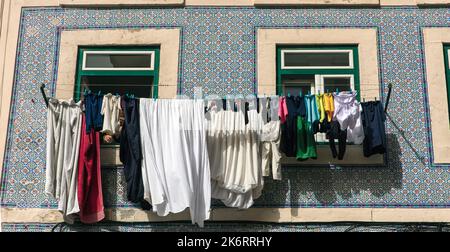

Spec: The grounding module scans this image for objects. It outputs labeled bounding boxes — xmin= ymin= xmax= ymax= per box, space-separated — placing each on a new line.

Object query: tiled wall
xmin=1 ymin=7 xmax=449 ymax=216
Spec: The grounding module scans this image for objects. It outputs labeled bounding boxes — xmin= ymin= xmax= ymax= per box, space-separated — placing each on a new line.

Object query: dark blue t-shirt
xmin=361 ymin=101 xmax=386 ymax=157
xmin=84 ymin=93 xmax=104 ymax=133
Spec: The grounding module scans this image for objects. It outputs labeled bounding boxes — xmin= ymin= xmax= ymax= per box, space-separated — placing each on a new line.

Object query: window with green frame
xmin=75 ymin=46 xmax=160 ymax=102
xmin=444 ymin=44 xmax=450 ymax=123
xmin=75 ymin=46 xmax=160 ymax=145
xmin=276 ymin=45 xmax=360 ymax=143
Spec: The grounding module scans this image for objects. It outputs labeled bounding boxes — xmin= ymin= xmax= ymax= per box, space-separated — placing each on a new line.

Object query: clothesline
xmin=40 ymin=83 xmax=394 ymax=112
xmin=54 ymin=83 xmax=388 ymax=86
xmin=58 ymin=89 xmax=383 ymax=95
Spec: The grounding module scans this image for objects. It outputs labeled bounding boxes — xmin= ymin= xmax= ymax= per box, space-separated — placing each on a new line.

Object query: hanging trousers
xmin=45 ymin=98 xmax=82 ymax=224
xmin=327 ymin=120 xmax=347 ymax=160
xmin=119 ymin=96 xmax=149 ymax=209
xmin=77 ymin=114 xmax=105 ymax=223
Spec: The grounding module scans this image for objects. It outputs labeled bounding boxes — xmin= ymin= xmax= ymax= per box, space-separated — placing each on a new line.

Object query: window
xmin=281 ymin=49 xmax=353 ymax=69
xmin=277 ymin=45 xmax=360 ymax=143
xmin=75 ymin=46 xmax=160 ymax=145
xmin=277 ymin=46 xmax=359 ymax=96
xmin=75 ymin=46 xmax=160 ymax=102
xmin=445 ymin=45 xmax=450 ymax=123
xmin=82 ymin=51 xmax=155 ymax=70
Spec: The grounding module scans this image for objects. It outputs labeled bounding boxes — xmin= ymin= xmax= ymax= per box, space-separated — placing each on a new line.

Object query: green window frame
xmin=276 ymin=45 xmax=360 ymax=101
xmin=74 ymin=46 xmax=160 ymax=101
xmin=444 ymin=45 xmax=450 ymax=123
xmin=277 ymin=45 xmax=360 ymax=145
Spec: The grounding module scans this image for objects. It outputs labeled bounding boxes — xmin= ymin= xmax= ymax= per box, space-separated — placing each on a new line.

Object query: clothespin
xmin=374 ymin=97 xmax=377 ymax=101
xmin=326 ymin=89 xmax=329 ymax=94
xmin=336 ymin=88 xmax=340 ymax=94
xmin=287 ymin=92 xmax=291 ymax=97
xmin=363 ymin=97 xmax=366 ymax=102
xmin=299 ymin=90 xmax=303 ymax=97
xmin=97 ymin=90 xmax=101 ymax=96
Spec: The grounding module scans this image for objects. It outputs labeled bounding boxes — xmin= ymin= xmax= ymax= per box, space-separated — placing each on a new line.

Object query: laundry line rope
xmin=55 ymin=83 xmax=386 ymax=86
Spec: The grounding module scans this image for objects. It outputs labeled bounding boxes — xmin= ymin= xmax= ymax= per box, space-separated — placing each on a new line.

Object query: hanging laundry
xmin=323 ymin=93 xmax=334 ymax=122
xmin=101 ymin=93 xmax=121 ymax=136
xmin=119 ymin=96 xmax=148 ymax=209
xmin=45 ymin=98 xmax=82 ymax=224
xmin=206 ymin=97 xmax=263 ymax=209
xmin=260 ymin=97 xmax=282 ymax=180
xmin=269 ymin=95 xmax=280 ymax=122
xmin=84 ymin=92 xmax=104 ymax=133
xmin=312 ymin=94 xmax=325 ymax=134
xmin=313 ymin=112 xmax=347 ymax=159
xmin=77 ymin=114 xmax=105 ymax=224
xmin=361 ymin=101 xmax=387 ymax=157
xmin=280 ymin=96 xmax=301 ymax=157
xmin=278 ymin=96 xmax=288 ymax=124
xmin=316 ymin=94 xmax=326 ymax=123
xmin=296 ymin=94 xmax=318 ymax=160
xmin=333 ymin=91 xmax=365 ymax=145
xmin=140 ymin=99 xmax=211 ymax=227
xmin=305 ymin=94 xmax=320 ymax=128
xmin=206 ymin=99 xmax=227 ymax=190
xmin=327 ymin=120 xmax=347 ymax=160
xmin=259 ymin=96 xmax=269 ymax=124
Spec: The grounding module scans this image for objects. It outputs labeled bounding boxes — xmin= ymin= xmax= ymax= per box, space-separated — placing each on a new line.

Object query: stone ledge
xmin=254 ymin=0 xmax=380 ymax=6
xmin=59 ymin=0 xmax=185 ymax=7
xmin=2 ymin=207 xmax=450 ymax=223
xmin=416 ymin=0 xmax=450 ymax=6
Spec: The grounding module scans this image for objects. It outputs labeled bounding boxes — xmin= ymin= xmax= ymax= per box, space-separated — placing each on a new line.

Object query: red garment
xmin=278 ymin=96 xmax=288 ymax=124
xmin=77 ymin=114 xmax=105 ymax=223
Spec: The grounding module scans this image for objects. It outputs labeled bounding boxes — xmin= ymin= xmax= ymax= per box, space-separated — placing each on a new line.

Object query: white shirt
xmin=333 ymin=92 xmax=365 ymax=144
xmin=101 ymin=93 xmax=121 ymax=135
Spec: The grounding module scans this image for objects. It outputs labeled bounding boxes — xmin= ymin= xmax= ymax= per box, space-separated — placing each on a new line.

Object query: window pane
xmin=80 ymin=75 xmax=154 ymax=98
xmin=282 ymin=75 xmax=315 ymax=95
xmin=85 ymin=53 xmax=152 ymax=68
xmin=323 ymin=77 xmax=352 ymax=92
xmin=284 ymin=51 xmax=350 ymax=67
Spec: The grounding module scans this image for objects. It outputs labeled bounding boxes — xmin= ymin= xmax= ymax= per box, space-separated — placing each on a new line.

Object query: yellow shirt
xmin=323 ymin=93 xmax=334 ymax=122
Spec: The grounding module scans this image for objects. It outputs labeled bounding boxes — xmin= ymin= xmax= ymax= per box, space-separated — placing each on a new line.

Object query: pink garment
xmin=77 ymin=114 xmax=105 ymax=224
xmin=278 ymin=96 xmax=288 ymax=123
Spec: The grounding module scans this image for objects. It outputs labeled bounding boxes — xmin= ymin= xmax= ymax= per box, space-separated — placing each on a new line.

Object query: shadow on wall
xmin=253 ymin=133 xmax=403 ymax=212
xmin=101 ymin=134 xmax=402 ymax=221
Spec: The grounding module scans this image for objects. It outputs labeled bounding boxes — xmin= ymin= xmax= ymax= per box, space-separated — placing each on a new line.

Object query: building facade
xmin=1 ymin=0 xmax=450 ymax=231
